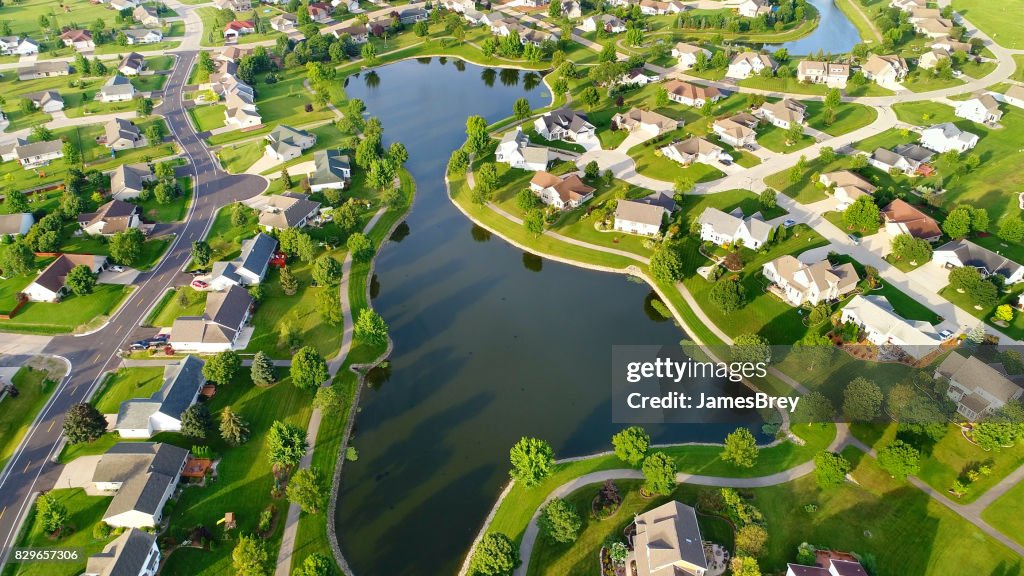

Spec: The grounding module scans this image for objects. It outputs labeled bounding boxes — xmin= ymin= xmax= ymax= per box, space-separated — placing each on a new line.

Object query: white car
xmin=110 ymin=266 xmax=125 ymax=272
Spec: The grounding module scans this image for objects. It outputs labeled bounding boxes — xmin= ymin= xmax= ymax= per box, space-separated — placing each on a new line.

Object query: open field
xmin=0 ymin=368 xmax=55 ymax=473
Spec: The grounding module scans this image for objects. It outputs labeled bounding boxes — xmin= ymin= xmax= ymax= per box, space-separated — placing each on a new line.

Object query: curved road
xmin=0 ymin=50 xmax=267 ymax=565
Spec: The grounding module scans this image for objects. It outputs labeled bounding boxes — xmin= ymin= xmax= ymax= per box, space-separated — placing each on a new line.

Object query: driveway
xmin=53 ymin=455 xmax=103 ymax=495
xmin=98 ymin=268 xmax=142 ymax=285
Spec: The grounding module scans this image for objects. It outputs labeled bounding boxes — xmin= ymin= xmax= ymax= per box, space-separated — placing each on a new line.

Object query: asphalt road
xmin=0 ymin=51 xmax=267 ymax=564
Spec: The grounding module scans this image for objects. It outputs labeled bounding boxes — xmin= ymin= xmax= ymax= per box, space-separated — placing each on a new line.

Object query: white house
xmin=1002 ymin=84 xmax=1024 ymax=110
xmin=580 ymin=14 xmax=626 ymax=33
xmin=712 ymin=113 xmax=758 ymax=147
xmin=660 ymin=136 xmax=726 ymax=166
xmin=796 ymin=60 xmax=849 ymax=87
xmin=737 ymin=0 xmax=770 ymax=17
xmin=92 ymin=442 xmax=189 ymax=528
xmin=533 ymin=107 xmax=595 ymax=142
xmin=819 ymin=170 xmax=876 ymax=209
xmin=118 ymin=52 xmax=146 ymax=76
xmin=880 ymin=199 xmax=942 ymax=241
xmin=612 ymin=108 xmax=679 ymax=137
xmin=762 ymin=255 xmax=859 ymax=306
xmin=495 ymin=127 xmax=551 ymax=171
xmin=98 ymin=75 xmax=137 ymax=103
xmin=697 ymin=207 xmax=771 ymax=249
xmin=84 ymin=529 xmax=160 ymax=576
xmin=920 ymin=122 xmax=979 ymax=153
xmin=78 ymin=199 xmax=141 ymax=236
xmin=726 ymin=52 xmax=776 ymax=79
xmin=25 ymin=90 xmax=65 ymax=113
xmin=936 ymin=352 xmax=1024 ymax=421
xmin=110 ymin=164 xmax=156 ymax=200
xmin=662 ymin=80 xmax=722 ymax=107
xmin=123 ymin=28 xmax=164 ymax=45
xmin=104 ymin=117 xmax=146 ymax=150
xmin=861 ymin=54 xmax=909 ymax=86
xmin=619 ymin=68 xmax=660 ymax=86
xmin=529 ymin=171 xmax=595 ymax=209
xmin=133 ymin=5 xmax=161 ymax=27
xmin=264 ymin=125 xmax=316 ymax=162
xmin=756 ymin=98 xmax=806 ymax=129
xmin=626 ymin=502 xmax=708 ymax=576
xmin=308 ymin=149 xmax=352 ymax=192
xmin=614 ymin=199 xmax=666 ymax=237
xmin=671 ymin=42 xmax=710 ymax=70
xmin=840 ymin=295 xmax=943 ymax=359
xmin=23 ymin=254 xmax=107 ymax=303
xmin=934 ymin=239 xmax=1024 ymax=285
xmin=13 ymin=37 xmax=39 ymax=55
xmin=14 ymin=140 xmax=64 ymax=168
xmin=955 ymin=93 xmax=1003 ymax=124
xmin=113 ymin=356 xmax=206 ymax=439
xmin=60 ymin=29 xmax=95 ymax=51
xmin=207 ymin=233 xmax=277 ymax=291
xmin=169 ymin=285 xmax=253 ymax=352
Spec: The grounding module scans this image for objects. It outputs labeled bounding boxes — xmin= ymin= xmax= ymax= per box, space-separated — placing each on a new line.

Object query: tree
xmin=709 ymin=277 xmax=746 ymax=313
xmin=730 ymin=556 xmax=761 ymax=576
xmin=999 ymin=216 xmax=1024 ymax=243
xmin=877 ymin=439 xmax=921 ymax=480
xmin=524 ymin=209 xmax=545 ymax=236
xmin=287 ymin=467 xmax=326 ymax=513
xmin=824 ymin=87 xmax=841 ymax=110
xmin=251 ymin=351 xmax=277 ymax=386
xmin=267 ymin=420 xmax=308 ymax=469
xmin=509 ymin=437 xmax=554 ymax=488
xmin=843 ymin=377 xmax=883 ymax=422
xmin=63 ymin=403 xmax=106 ymax=444
xmin=354 ymin=308 xmax=389 ymax=346
xmin=538 ymin=498 xmax=581 ymax=543
xmin=584 ymin=160 xmax=600 ymax=180
xmin=721 ymin=427 xmax=759 ymax=468
xmin=732 ymin=333 xmax=771 ymax=365
xmin=232 ymin=534 xmax=269 ymax=576
xmin=313 ymin=385 xmax=344 ymax=412
xmin=842 ymin=196 xmax=879 ymax=232
xmin=191 ymin=241 xmax=212 ymax=268
xmin=794 ymin=390 xmax=835 ymax=424
xmin=513 ymin=97 xmax=531 ymax=121
xmin=814 ymin=451 xmax=851 ymax=488
xmin=465 ymin=115 xmax=490 ymax=155
xmin=219 ymin=406 xmax=250 ymax=445
xmin=62 ymin=139 xmax=80 ymax=165
xmin=203 ymin=350 xmax=241 ymax=385
xmin=949 ymin=265 xmax=984 ymax=291
xmin=109 ymin=228 xmax=144 ymax=266
xmin=650 ymin=244 xmax=684 ymax=283
xmin=548 ymin=0 xmax=562 ymax=18
xmin=388 ymin=141 xmax=408 ymax=166
xmin=347 ymin=232 xmax=374 ymax=262
xmin=65 ymin=264 xmax=95 ymax=295
xmin=180 ymin=404 xmax=211 ymax=438
xmin=758 ymin=188 xmax=777 ymax=210
xmin=0 ymin=241 xmax=35 ymax=277
xmin=231 ymin=202 xmax=251 ymax=227
xmin=735 ymin=524 xmax=768 ymax=557
xmin=36 ymin=493 xmax=68 ymax=535
xmin=317 ymin=289 xmax=342 ymax=325
xmin=4 ymin=189 xmax=29 ymax=213
xmin=641 ymin=451 xmax=676 ymax=495
xmin=360 ymin=42 xmax=377 ymax=61
xmin=890 ymin=233 xmax=932 ymax=264
xmin=145 ymin=122 xmax=164 ymax=144
xmin=943 ymin=206 xmax=974 ymax=238
xmin=368 ymin=157 xmax=397 ymax=192
xmin=291 ymin=346 xmax=328 ymax=391
xmin=579 ymin=86 xmax=601 ymax=109
xmin=612 ymin=426 xmax=650 ymax=467
xmin=31 ymin=125 xmax=54 ymax=141
xmin=996 ymin=304 xmax=1015 ymax=323
xmin=136 ymin=97 xmax=153 ymax=116
xmin=279 ymin=266 xmax=299 ymax=296
xmin=469 ymin=533 xmax=519 ymax=576
xmin=292 ymin=553 xmax=334 ymax=576
xmin=312 ymin=254 xmax=342 ymax=286
xmin=413 ymin=20 xmax=429 ymax=36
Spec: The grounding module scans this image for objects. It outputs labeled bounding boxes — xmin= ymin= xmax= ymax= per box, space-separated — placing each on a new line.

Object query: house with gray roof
xmin=936 ymin=352 xmax=1024 ymax=421
xmin=934 ymin=239 xmax=1024 ymax=284
xmin=867 ymin=144 xmax=933 ymax=176
xmin=14 ymin=139 xmax=64 ymax=168
xmin=111 ymin=164 xmax=156 ymax=200
xmin=208 ymin=233 xmax=277 ymax=290
xmin=78 ymin=199 xmax=141 ymax=236
xmin=118 ymin=52 xmax=146 ymax=76
xmin=93 ymin=442 xmax=189 ymax=528
xmin=614 ymin=199 xmax=666 ymax=237
xmin=123 ymin=28 xmax=164 ymax=45
xmin=98 ymin=75 xmax=137 ymax=103
xmin=113 ymin=356 xmax=206 ymax=438
xmin=308 ymin=149 xmax=352 ymax=192
xmin=0 ymin=212 xmax=34 ymax=237
xmin=265 ymin=125 xmax=316 ymax=162
xmin=257 ymin=193 xmax=322 ymax=231
xmin=533 ymin=107 xmax=595 ymax=142
xmin=170 ymin=284 xmax=253 ymax=352
xmin=104 ymin=118 xmax=145 ymax=150
xmin=697 ymin=207 xmax=771 ymax=249
xmin=24 ymin=90 xmax=64 ymax=113
xmin=133 ymin=5 xmax=161 ymax=27
xmin=17 ymin=60 xmax=69 ymax=80
xmin=626 ymin=501 xmax=709 ymax=576
xmin=84 ymin=528 xmax=160 ymax=576
xmin=840 ymin=295 xmax=942 ymax=359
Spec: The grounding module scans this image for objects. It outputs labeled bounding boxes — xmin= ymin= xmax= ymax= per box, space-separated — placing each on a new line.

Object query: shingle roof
xmin=880 ymin=199 xmax=941 ymax=239
xmin=615 ymin=199 xmax=666 ymax=227
xmin=237 ymin=233 xmax=277 ymax=279
xmin=101 ymin=75 xmax=136 ymax=96
xmin=30 ymin=254 xmax=104 ymax=294
xmin=78 ymin=199 xmax=138 ymax=235
xmin=937 ymin=352 xmax=1024 ymax=404
xmin=936 ymin=239 xmax=1023 ymax=280
xmin=257 ymin=193 xmax=321 ymax=229
xmin=309 ymin=149 xmax=350 ymax=187
xmin=84 ymin=528 xmax=156 ymax=576
xmin=115 ymin=356 xmax=205 ymax=430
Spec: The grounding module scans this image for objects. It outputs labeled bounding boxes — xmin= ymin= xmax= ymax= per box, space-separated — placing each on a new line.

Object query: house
xmin=931 ymin=36 xmax=972 ymax=54
xmin=580 ymin=14 xmax=626 ymax=33
xmin=671 ymin=42 xmax=710 ymax=70
xmin=270 ymin=13 xmax=297 ymax=31
xmin=0 ymin=36 xmax=20 ymax=55
xmin=79 ymin=199 xmax=141 ymax=236
xmin=914 ymin=17 xmax=953 ymax=38
xmin=214 ymin=0 xmax=251 ymax=10
xmin=737 ymin=0 xmax=770 ymax=17
xmin=83 ymin=528 xmax=160 ymax=576
xmin=25 ymin=90 xmax=65 ymax=113
xmin=626 ymin=501 xmax=709 ymax=576
xmin=861 ymin=54 xmax=909 ymax=85
xmin=936 ymin=352 xmax=1024 ymax=421
xmin=109 ymin=0 xmax=138 ymax=9
xmin=796 ymin=60 xmax=849 ymax=87
xmin=638 ymin=0 xmax=685 ymax=16
xmin=114 ymin=356 xmax=206 ymax=438
xmin=223 ymin=85 xmax=262 ymax=127
xmin=917 ymin=49 xmax=949 ymax=71
xmin=265 ymin=125 xmax=316 ymax=162
xmin=889 ymin=0 xmax=925 ymax=11
xmin=907 ymin=7 xmax=942 ymax=22
xmin=726 ymin=52 xmax=775 ymax=79
xmin=257 ymin=193 xmax=322 ymax=231
xmin=560 ymin=0 xmax=582 ymax=18
xmin=133 ymin=5 xmax=161 ymax=27
xmin=763 ymin=255 xmax=859 ymax=306
xmin=519 ymin=28 xmax=558 ymax=47
xmin=23 ymin=254 xmax=107 ymax=302
xmin=223 ymin=20 xmax=256 ymax=40
xmin=14 ymin=140 xmax=64 ymax=168
xmin=12 ymin=37 xmax=39 ymax=56
xmin=333 ymin=24 xmax=369 ymax=43
xmin=1002 ymin=84 xmax=1024 ymax=110
xmin=61 ymin=29 xmax=95 ymax=51
xmin=17 ymin=61 xmax=69 ymax=81
xmin=934 ymin=239 xmax=1024 ymax=284
xmin=118 ymin=52 xmax=147 ymax=76
xmin=955 ymin=93 xmax=1003 ymax=124
xmin=697 ymin=207 xmax=770 ymax=249
xmin=170 ymin=284 xmax=253 ymax=352
xmin=619 ymin=68 xmax=660 ymax=86
xmin=110 ymin=163 xmax=156 ymax=200
xmin=309 ymin=149 xmax=352 ymax=192
xmin=309 ymin=2 xmax=333 ymax=22
xmin=819 ymin=170 xmax=876 ymax=208
xmin=612 ymin=108 xmax=679 ymax=137
xmin=529 ymin=171 xmax=595 ymax=209
xmin=660 ymin=136 xmax=726 ymax=166
xmin=92 ymin=442 xmax=189 ymax=528
xmin=104 ymin=118 xmax=145 ymax=150
xmin=662 ymin=80 xmax=722 ymax=107
xmin=490 ymin=18 xmax=523 ymax=37
xmin=123 ymin=28 xmax=164 ymax=45
xmin=840 ymin=295 xmax=942 ymax=358
xmin=0 ymin=213 xmax=33 ymax=237
xmin=920 ymin=122 xmax=979 ymax=153
xmin=712 ymin=113 xmax=758 ymax=147
xmin=868 ymin=145 xmax=933 ymax=175
xmin=398 ymin=6 xmax=430 ymax=23
xmin=534 ymin=107 xmax=595 ymax=142
xmin=494 ymin=127 xmax=551 ymax=172
xmin=786 ymin=558 xmax=870 ymax=576
xmin=208 ymin=233 xmax=277 ymax=291
xmin=0 ymin=139 xmax=21 ymax=163
xmin=98 ymin=75 xmax=137 ymax=103
xmin=614 ymin=199 xmax=666 ymax=237
xmin=756 ymin=98 xmax=806 ymax=129
xmin=216 ymin=46 xmax=253 ymax=63
xmin=880 ymin=199 xmax=942 ymax=242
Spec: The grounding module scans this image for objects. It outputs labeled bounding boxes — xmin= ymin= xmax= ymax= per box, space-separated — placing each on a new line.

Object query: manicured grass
xmin=188 ymin=104 xmax=227 ymax=133
xmin=130 ymin=74 xmax=167 ymax=92
xmin=829 ymin=254 xmax=942 ymax=325
xmin=93 ymin=40 xmax=181 ymax=55
xmin=92 ymin=367 xmax=165 ymax=414
xmin=58 ymin=234 xmax=172 ymax=272
xmin=1013 ymin=55 xmax=1024 ymax=83
xmin=0 ymin=285 xmax=132 ymax=335
xmin=135 ymin=177 xmax=193 ymax=222
xmin=196 ymin=7 xmax=285 ymax=47
xmin=853 ymin=127 xmax=919 ymax=152
xmin=804 ymin=101 xmax=878 ymax=137
xmin=0 ymin=368 xmax=55 ymax=473
xmin=522 ymin=127 xmax=585 ymax=153
xmin=679 ymin=188 xmax=788 ymax=222
xmin=219 ymin=140 xmax=265 ymax=174
xmin=823 ymin=209 xmax=879 ymax=237
xmin=755 ymin=123 xmax=815 ymax=153
xmin=147 ymin=288 xmax=207 ymax=328
xmin=939 ymin=282 xmax=1024 ymax=341
xmin=0 ymin=0 xmax=117 ymax=37
xmin=738 ymin=75 xmax=829 ymax=95
xmin=901 ymin=71 xmax=965 ymax=93
xmin=981 ymin=479 xmax=1024 ymax=546
xmin=952 ymin=0 xmax=1024 ymax=49
xmin=628 ymin=138 xmax=725 ymax=183
xmin=204 ymin=203 xmax=258 ymax=263
xmin=0 ymin=489 xmax=114 ymax=576
xmin=891 ymin=101 xmax=959 ymax=126
xmin=145 ymin=55 xmax=177 ymax=71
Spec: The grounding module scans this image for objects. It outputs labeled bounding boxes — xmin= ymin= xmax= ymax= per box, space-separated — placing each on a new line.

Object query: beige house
xmin=660 ymin=136 xmax=726 ymax=166
xmin=796 ymin=60 xmax=849 ymax=87
xmin=612 ymin=108 xmax=679 ymax=137
xmin=613 ymin=199 xmax=666 ymax=237
xmin=529 ymin=172 xmax=595 ymax=210
xmin=861 ymin=54 xmax=909 ymax=86
xmin=819 ymin=170 xmax=876 ymax=208
xmin=627 ymin=501 xmax=709 ymax=576
xmin=78 ymin=199 xmax=141 ymax=236
xmin=936 ymin=352 xmax=1024 ymax=421
xmin=762 ymin=255 xmax=859 ymax=306
xmin=712 ymin=113 xmax=758 ymax=147
xmin=671 ymin=43 xmax=710 ymax=69
xmin=104 ymin=118 xmax=146 ymax=150
xmin=756 ymin=98 xmax=806 ymax=129
xmin=726 ymin=52 xmax=776 ymax=79
xmin=662 ymin=80 xmax=722 ymax=107
xmin=840 ymin=295 xmax=943 ymax=359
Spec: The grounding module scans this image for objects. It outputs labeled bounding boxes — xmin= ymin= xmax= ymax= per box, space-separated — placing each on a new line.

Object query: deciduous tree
xmin=287 ymin=467 xmax=326 ymax=513
xmin=612 ymin=426 xmax=650 ymax=466
xmin=290 ymin=346 xmax=328 ymax=391
xmin=63 ymin=403 xmax=106 ymax=444
xmin=641 ymin=451 xmax=676 ymax=495
xmin=721 ymin=427 xmax=759 ymax=468
xmin=814 ymin=451 xmax=850 ymax=489
xmin=509 ymin=437 xmax=554 ymax=487
xmin=267 ymin=420 xmax=308 ymax=469
xmin=203 ymin=350 xmax=241 ymax=385
xmin=538 ymin=498 xmax=581 ymax=543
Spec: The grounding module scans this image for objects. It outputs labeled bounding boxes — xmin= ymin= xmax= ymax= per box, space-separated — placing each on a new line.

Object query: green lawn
xmin=1013 ymin=55 xmax=1024 ymax=83
xmin=219 ymin=140 xmax=265 ymax=174
xmin=939 ymin=282 xmax=1024 ymax=341
xmin=981 ymin=479 xmax=1024 ymax=546
xmin=0 ymin=285 xmax=132 ymax=335
xmin=92 ymin=367 xmax=165 ymax=414
xmin=824 ymin=209 xmax=879 ymax=237
xmin=0 ymin=368 xmax=55 ymax=473
xmin=628 ymin=137 xmax=725 ymax=183
xmin=891 ymin=101 xmax=960 ymax=126
xmin=196 ymin=7 xmax=285 ymax=47
xmin=804 ymin=101 xmax=878 ymax=137
xmin=952 ymin=0 xmax=1024 ymax=49
xmin=0 ymin=0 xmax=117 ymax=37
xmin=901 ymin=71 xmax=965 ymax=93
xmin=755 ymin=124 xmax=815 ymax=153
xmin=58 ymin=234 xmax=172 ymax=272
xmin=679 ymin=188 xmax=788 ymax=222
xmin=188 ymin=104 xmax=227 ymax=133
xmin=204 ymin=204 xmax=258 ymax=263
xmin=135 ymin=177 xmax=193 ymax=222
xmin=145 ymin=55 xmax=177 ymax=71
xmin=830 ymin=254 xmax=942 ymax=324
xmin=130 ymin=74 xmax=167 ymax=93
xmin=853 ymin=127 xmax=919 ymax=152
xmin=0 ymin=489 xmax=114 ymax=576
xmin=738 ymin=76 xmax=830 ymax=95
xmin=147 ymin=288 xmax=207 ymax=328
xmin=522 ymin=127 xmax=586 ymax=154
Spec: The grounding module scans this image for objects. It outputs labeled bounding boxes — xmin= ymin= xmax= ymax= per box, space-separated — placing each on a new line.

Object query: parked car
xmin=152 ymin=333 xmax=169 ymax=342
xmin=847 ymin=233 xmax=860 ymax=245
xmin=110 ymin=265 xmax=125 ymax=273
xmin=191 ymin=279 xmax=209 ymax=289
xmin=783 ymin=219 xmax=796 ymax=228
xmin=939 ymin=329 xmax=954 ymax=340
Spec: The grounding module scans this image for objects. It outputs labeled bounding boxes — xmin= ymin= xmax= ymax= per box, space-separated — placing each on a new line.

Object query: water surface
xmin=764 ymin=0 xmax=863 ymax=56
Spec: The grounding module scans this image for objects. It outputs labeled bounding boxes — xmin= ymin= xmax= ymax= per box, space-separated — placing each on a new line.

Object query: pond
xmin=336 ymin=57 xmax=758 ymax=575
xmin=764 ymin=0 xmax=864 ymax=56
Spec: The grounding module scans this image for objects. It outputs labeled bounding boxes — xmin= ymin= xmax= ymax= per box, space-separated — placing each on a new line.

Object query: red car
xmin=191 ymin=279 xmax=209 ymax=289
